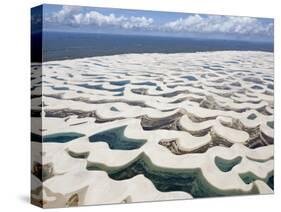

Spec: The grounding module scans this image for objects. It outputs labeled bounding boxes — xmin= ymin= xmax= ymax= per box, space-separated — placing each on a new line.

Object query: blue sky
xmin=38 ymin=4 xmax=273 ymax=42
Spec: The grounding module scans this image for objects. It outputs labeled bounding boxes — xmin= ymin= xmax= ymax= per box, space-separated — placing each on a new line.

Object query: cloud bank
xmin=164 ymin=14 xmax=273 ymax=37
xmin=47 ymin=6 xmax=154 ymax=30
xmin=45 ymin=6 xmax=273 ymax=41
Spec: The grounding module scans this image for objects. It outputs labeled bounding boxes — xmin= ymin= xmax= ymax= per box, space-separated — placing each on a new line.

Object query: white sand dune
xmin=31 ymin=51 xmax=274 ymax=208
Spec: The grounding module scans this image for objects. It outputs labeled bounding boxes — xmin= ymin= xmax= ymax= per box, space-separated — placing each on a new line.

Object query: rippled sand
xmin=31 ymin=51 xmax=274 ymax=208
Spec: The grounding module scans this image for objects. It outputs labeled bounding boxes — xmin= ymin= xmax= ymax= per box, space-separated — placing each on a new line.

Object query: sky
xmin=34 ymin=4 xmax=273 ymax=42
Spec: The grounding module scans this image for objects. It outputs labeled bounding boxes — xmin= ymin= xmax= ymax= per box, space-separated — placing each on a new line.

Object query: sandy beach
xmin=31 ymin=51 xmax=274 ymax=207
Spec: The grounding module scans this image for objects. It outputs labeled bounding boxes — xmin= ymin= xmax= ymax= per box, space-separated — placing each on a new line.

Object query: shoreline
xmin=39 ymin=50 xmax=274 ymax=64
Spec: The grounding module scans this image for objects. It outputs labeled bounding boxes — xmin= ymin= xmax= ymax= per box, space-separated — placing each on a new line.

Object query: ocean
xmin=32 ymin=31 xmax=273 ymax=62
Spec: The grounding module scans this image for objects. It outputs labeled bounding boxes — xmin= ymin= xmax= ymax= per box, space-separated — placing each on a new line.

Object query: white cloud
xmin=164 ymin=15 xmax=273 ymax=37
xmin=73 ymin=11 xmax=153 ymax=29
xmin=48 ymin=5 xmax=82 ymax=23
xmin=45 ymin=7 xmax=273 ymax=40
xmin=47 ymin=6 xmax=154 ymax=30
